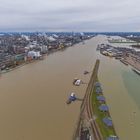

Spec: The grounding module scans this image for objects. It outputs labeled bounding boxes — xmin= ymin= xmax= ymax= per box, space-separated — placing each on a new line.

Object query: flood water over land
xmin=0 ymin=35 xmax=140 ymax=140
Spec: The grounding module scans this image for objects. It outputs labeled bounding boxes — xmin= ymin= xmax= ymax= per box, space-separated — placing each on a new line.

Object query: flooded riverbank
xmin=0 ymin=35 xmax=140 ymax=140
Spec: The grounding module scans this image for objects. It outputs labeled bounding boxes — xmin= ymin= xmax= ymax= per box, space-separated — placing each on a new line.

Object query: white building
xmin=27 ymin=51 xmax=41 ymax=59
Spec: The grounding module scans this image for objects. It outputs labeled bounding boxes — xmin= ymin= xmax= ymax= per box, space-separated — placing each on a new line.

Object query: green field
xmin=91 ymin=79 xmax=116 ymax=139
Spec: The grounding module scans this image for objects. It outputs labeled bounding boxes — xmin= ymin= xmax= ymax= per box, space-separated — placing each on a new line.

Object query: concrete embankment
xmin=123 ymin=53 xmax=140 ymax=71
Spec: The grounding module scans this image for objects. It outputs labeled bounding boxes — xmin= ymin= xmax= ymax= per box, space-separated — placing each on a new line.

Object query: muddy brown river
xmin=0 ymin=35 xmax=140 ymax=140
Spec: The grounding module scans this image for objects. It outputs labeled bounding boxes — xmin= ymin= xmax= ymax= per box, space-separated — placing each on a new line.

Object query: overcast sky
xmin=0 ymin=0 xmax=140 ymax=32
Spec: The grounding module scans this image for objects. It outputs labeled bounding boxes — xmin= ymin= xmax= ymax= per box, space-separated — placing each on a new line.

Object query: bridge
xmin=73 ymin=59 xmax=103 ymax=140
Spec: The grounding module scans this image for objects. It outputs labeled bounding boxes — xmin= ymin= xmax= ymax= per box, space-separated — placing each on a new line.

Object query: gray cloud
xmin=0 ymin=0 xmax=139 ymax=32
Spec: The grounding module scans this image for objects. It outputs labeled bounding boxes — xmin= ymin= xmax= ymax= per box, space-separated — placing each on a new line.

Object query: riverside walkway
xmin=73 ymin=59 xmax=103 ymax=140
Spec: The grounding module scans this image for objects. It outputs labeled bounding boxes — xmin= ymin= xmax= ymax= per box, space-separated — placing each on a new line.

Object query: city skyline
xmin=0 ymin=0 xmax=140 ymax=32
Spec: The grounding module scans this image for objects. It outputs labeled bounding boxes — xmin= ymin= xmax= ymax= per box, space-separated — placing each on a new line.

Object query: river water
xmin=0 ymin=35 xmax=140 ymax=140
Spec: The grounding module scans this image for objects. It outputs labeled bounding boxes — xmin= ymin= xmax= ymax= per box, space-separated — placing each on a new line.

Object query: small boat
xmin=132 ymin=68 xmax=140 ymax=75
xmin=73 ymin=78 xmax=81 ymax=86
xmin=73 ymin=78 xmax=78 ymax=85
xmin=84 ymin=71 xmax=89 ymax=75
xmin=66 ymin=93 xmax=77 ymax=104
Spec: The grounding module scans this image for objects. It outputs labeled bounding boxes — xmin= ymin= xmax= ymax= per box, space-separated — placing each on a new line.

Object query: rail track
xmin=85 ymin=59 xmax=103 ymax=140
xmin=73 ymin=59 xmax=103 ymax=140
